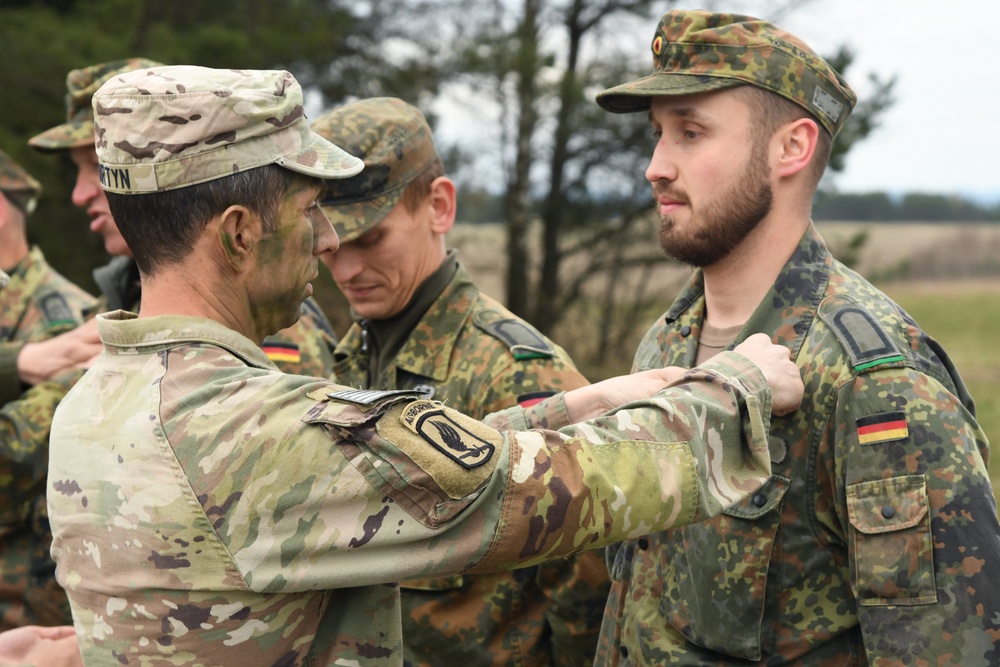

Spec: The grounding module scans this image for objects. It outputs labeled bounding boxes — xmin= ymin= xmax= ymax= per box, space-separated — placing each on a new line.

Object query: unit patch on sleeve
xmin=401 ymin=401 xmax=496 ymax=469
xmin=856 ymin=411 xmax=909 ymax=446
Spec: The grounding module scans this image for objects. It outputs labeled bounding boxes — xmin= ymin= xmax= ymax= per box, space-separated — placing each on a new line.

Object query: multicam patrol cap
xmin=28 ymin=58 xmax=164 ymax=152
xmin=311 ymin=97 xmax=439 ymax=243
xmin=0 ymin=148 xmax=43 ymax=215
xmin=596 ymin=10 xmax=857 ymax=137
xmin=91 ymin=66 xmax=364 ymax=194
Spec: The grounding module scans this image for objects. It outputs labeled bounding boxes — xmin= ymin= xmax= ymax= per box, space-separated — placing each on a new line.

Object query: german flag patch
xmin=856 ymin=411 xmax=908 ymax=446
xmin=262 ymin=341 xmax=301 ymax=364
xmin=517 ymin=391 xmax=555 ymax=408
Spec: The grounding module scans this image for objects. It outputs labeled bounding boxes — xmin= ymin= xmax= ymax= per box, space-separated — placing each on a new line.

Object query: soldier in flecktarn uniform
xmin=594 ymin=10 xmax=1000 ymax=666
xmin=313 ymin=97 xmax=610 ymax=667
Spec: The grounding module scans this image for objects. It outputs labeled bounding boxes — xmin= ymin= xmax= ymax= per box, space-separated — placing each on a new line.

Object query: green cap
xmin=597 ymin=10 xmax=856 ymax=137
xmin=0 ymin=148 xmax=43 ymax=215
xmin=29 ymin=58 xmax=164 ymax=152
xmin=91 ymin=65 xmax=364 ymax=194
xmin=311 ymin=97 xmax=438 ymax=243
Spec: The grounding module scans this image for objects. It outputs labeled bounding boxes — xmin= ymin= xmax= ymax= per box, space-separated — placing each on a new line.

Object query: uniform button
xmin=637 ymin=537 xmax=649 ymax=550
xmin=881 ymin=505 xmax=896 ymax=519
xmin=680 ymin=325 xmax=692 ymax=337
xmin=753 ymin=494 xmax=767 ymax=507
xmin=620 ymin=645 xmax=629 ymax=658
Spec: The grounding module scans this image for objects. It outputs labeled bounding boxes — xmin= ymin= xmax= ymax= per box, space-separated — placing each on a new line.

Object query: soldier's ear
xmin=428 ymin=176 xmax=456 ymax=235
xmin=0 ymin=193 xmax=9 ymax=230
xmin=216 ymin=204 xmax=260 ymax=272
xmin=774 ymin=117 xmax=819 ymax=180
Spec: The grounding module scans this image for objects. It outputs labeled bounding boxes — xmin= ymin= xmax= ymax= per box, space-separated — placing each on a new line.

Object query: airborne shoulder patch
xmin=401 ymin=402 xmax=496 ymax=469
xmin=473 ymin=311 xmax=554 ymax=360
xmin=818 ymin=298 xmax=905 ymax=374
xmin=376 ymin=400 xmax=503 ymax=499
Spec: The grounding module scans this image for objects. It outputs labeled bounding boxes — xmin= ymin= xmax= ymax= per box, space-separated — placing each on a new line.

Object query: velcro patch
xmin=376 ymin=401 xmax=502 ymax=499
xmin=856 ymin=411 xmax=909 ymax=446
xmin=401 ymin=402 xmax=496 ymax=469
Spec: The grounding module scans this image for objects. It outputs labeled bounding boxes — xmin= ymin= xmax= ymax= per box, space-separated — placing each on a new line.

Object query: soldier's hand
xmin=565 ymin=367 xmax=687 ymax=422
xmin=17 ymin=318 xmax=102 ymax=385
xmin=0 ymin=625 xmax=82 ymax=667
xmin=733 ymin=333 xmax=803 ymax=416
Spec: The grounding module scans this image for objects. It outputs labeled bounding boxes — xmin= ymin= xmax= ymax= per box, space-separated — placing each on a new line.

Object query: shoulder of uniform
xmin=817 ymin=292 xmax=908 ymax=375
xmin=471 ymin=306 xmax=555 ymax=360
xmin=32 ymin=276 xmax=94 ymax=331
xmin=298 ymin=297 xmax=338 ymax=341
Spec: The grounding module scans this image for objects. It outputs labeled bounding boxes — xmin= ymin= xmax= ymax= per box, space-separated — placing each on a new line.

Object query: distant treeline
xmin=454 ymin=187 xmax=1000 ymax=225
xmin=813 ymin=191 xmax=1000 ymax=222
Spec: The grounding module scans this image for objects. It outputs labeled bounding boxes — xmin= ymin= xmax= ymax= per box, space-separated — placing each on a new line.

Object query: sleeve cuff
xmin=482 ymin=392 xmax=571 ymax=432
xmin=0 ymin=341 xmax=26 ymax=404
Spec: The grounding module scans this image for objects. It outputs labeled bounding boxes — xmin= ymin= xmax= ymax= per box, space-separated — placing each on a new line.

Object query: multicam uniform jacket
xmin=48 ymin=310 xmax=774 ymax=667
xmin=597 ymin=224 xmax=1000 ymax=666
xmin=92 ymin=255 xmax=339 ymax=377
xmin=0 ymin=245 xmax=95 ymax=631
xmin=333 ymin=260 xmax=610 ymax=667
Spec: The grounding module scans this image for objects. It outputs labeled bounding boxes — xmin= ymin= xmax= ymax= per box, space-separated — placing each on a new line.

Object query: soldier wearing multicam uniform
xmin=28 ymin=59 xmax=339 ymax=379
xmin=0 ymin=149 xmax=96 ymax=632
xmin=313 ymin=98 xmax=610 ymax=667
xmin=594 ymin=10 xmax=1000 ymax=665
xmin=45 ymin=65 xmax=804 ymax=667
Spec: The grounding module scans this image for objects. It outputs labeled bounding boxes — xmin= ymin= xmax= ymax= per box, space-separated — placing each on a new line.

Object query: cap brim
xmin=275 ymin=132 xmax=364 ymax=181
xmin=597 ymin=72 xmax=743 ymax=113
xmin=28 ymin=121 xmax=96 ymax=152
xmin=320 ymin=188 xmax=402 ymax=244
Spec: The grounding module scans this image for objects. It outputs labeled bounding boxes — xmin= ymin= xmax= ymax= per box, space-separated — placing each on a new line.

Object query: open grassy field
xmin=879 ymin=280 xmax=1000 ymax=503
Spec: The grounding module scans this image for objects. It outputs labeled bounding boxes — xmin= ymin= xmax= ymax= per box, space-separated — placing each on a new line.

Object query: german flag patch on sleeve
xmin=262 ymin=341 xmax=301 ymax=364
xmin=856 ymin=411 xmax=908 ymax=446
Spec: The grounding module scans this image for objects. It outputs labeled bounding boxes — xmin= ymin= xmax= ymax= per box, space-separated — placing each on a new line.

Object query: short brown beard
xmin=656 ymin=134 xmax=773 ymax=268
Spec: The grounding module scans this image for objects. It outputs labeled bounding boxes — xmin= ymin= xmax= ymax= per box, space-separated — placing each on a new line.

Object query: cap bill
xmin=275 ymin=132 xmax=364 ymax=181
xmin=597 ymin=72 xmax=743 ymax=113
xmin=28 ymin=121 xmax=96 ymax=152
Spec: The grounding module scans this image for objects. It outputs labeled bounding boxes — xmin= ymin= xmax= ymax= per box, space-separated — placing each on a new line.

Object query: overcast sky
xmin=751 ymin=0 xmax=999 ymax=202
xmin=431 ymin=0 xmax=999 ymax=203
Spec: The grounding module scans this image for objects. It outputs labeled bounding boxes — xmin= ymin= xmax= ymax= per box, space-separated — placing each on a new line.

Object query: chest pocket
xmin=658 ymin=475 xmax=789 ymax=661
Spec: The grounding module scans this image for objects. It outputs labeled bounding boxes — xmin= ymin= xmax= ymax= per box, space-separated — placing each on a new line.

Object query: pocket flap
xmin=847 ymin=475 xmax=928 ymax=535
xmin=723 ymin=475 xmax=789 ymax=520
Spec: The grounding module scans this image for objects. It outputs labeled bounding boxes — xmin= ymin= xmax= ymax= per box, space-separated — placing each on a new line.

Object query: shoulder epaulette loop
xmin=818 ymin=297 xmax=906 ymax=374
xmin=472 ymin=310 xmax=554 ymax=360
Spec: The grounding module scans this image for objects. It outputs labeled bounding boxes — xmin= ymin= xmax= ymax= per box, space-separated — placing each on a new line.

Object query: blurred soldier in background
xmin=314 ymin=97 xmax=609 ymax=667
xmin=0 ymin=148 xmax=96 ymax=634
xmin=29 ymin=58 xmax=340 ymax=377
